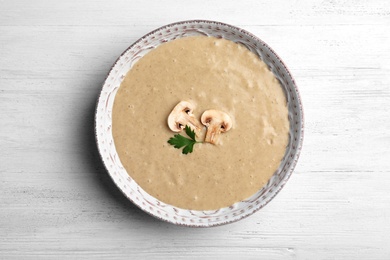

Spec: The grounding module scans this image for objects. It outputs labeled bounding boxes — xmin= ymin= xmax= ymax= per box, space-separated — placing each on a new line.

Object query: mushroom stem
xmin=204 ymin=124 xmax=222 ymax=144
xmin=185 ymin=114 xmax=203 ymax=137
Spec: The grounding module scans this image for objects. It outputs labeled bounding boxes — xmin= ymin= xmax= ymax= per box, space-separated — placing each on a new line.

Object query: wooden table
xmin=1 ymin=1 xmax=389 ymax=259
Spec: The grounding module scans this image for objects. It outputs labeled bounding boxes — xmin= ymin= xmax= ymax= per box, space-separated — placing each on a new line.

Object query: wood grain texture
xmin=1 ymin=0 xmax=390 ymax=259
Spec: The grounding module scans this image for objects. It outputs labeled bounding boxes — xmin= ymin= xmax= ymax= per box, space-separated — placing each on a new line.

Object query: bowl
xmin=95 ymin=20 xmax=304 ymax=227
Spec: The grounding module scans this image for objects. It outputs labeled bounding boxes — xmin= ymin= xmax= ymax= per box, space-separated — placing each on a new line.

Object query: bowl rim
xmin=94 ymin=19 xmax=304 ymax=227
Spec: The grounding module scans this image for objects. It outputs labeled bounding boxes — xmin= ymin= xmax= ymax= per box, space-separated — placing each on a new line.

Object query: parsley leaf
xmin=167 ymin=126 xmax=199 ymax=154
xmin=182 ymin=141 xmax=195 ymax=154
xmin=185 ymin=125 xmax=196 ymax=141
xmin=168 ymin=134 xmax=193 ymax=149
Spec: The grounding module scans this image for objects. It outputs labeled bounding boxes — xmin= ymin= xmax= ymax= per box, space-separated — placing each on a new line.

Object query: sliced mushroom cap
xmin=201 ymin=110 xmax=232 ymax=145
xmin=167 ymin=101 xmax=203 ymax=136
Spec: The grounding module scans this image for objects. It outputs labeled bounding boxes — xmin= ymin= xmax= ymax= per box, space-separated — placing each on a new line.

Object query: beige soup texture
xmin=112 ymin=36 xmax=289 ymax=210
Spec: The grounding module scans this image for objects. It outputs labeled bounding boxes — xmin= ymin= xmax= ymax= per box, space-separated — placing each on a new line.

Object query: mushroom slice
xmin=167 ymin=101 xmax=203 ymax=136
xmin=201 ymin=110 xmax=232 ymax=145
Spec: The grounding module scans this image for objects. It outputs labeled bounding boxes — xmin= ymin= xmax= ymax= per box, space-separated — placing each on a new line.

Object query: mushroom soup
xmin=112 ymin=36 xmax=289 ymax=210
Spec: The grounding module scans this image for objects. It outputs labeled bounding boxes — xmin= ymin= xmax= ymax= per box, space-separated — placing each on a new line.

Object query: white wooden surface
xmin=1 ymin=0 xmax=390 ymax=259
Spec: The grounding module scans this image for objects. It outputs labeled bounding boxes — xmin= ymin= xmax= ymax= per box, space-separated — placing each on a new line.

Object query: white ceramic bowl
xmin=95 ymin=20 xmax=304 ymax=227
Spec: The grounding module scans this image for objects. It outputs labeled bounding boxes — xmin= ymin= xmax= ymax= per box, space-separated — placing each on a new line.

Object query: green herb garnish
xmin=168 ymin=125 xmax=201 ymax=154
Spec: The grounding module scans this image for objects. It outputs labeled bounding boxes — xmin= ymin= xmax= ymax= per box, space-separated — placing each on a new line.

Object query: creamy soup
xmin=112 ymin=36 xmax=289 ymax=210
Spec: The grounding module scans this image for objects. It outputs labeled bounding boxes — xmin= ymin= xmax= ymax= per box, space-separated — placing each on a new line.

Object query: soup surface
xmin=112 ymin=36 xmax=289 ymax=210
